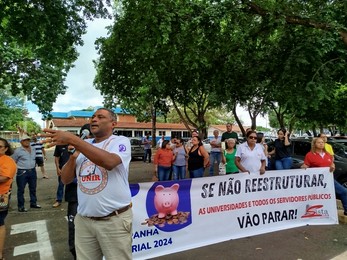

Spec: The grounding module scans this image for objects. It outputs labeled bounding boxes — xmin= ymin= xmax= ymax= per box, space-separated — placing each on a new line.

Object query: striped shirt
xmin=31 ymin=142 xmax=44 ymax=158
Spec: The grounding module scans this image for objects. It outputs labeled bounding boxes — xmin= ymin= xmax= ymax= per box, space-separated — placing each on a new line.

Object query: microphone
xmin=68 ymin=129 xmax=90 ymax=154
xmin=80 ymin=129 xmax=90 ymax=140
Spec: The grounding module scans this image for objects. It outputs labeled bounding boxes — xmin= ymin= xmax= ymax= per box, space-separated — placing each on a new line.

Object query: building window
xmin=171 ymin=131 xmax=181 ymax=138
xmin=158 ymin=131 xmax=166 ymax=136
xmin=134 ymin=131 xmax=143 ymax=137
xmin=115 ymin=130 xmax=132 ymax=137
xmin=144 ymin=131 xmax=152 ymax=136
xmin=182 ymin=131 xmax=190 ymax=138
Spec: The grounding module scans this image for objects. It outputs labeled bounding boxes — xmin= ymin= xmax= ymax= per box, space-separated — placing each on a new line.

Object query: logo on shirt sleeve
xmin=119 ymin=144 xmax=126 ymax=152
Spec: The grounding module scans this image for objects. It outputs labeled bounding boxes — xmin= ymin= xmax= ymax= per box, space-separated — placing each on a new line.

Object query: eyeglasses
xmin=248 ymin=136 xmax=257 ymax=140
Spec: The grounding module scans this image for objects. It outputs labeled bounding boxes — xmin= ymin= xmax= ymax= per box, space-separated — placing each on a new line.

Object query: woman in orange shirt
xmin=154 ymin=140 xmax=174 ymax=181
xmin=0 ymin=138 xmax=17 ymax=260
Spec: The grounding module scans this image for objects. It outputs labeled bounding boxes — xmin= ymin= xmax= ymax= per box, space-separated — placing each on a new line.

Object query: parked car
xmin=267 ymin=138 xmax=347 ymax=187
xmin=128 ymin=137 xmax=144 ymax=160
xmin=331 ymin=136 xmax=347 ymax=140
xmin=328 ymin=139 xmax=347 ymax=157
xmin=331 ymin=139 xmax=347 ymax=147
xmin=264 ymin=136 xmax=276 ymax=143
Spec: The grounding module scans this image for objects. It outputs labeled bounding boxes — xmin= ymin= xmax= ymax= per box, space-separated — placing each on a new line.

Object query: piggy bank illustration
xmin=154 ymin=183 xmax=180 ymax=218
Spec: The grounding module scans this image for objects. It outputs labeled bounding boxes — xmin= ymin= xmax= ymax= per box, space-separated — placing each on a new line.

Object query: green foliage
xmin=157 ymin=106 xmax=233 ymax=125
xmin=0 ymin=0 xmax=111 ymax=115
xmin=0 ymin=88 xmax=40 ymax=131
xmin=95 ymin=0 xmax=235 ymax=137
xmin=0 ymin=89 xmax=25 ymax=130
xmin=95 ymin=0 xmax=347 ymax=134
xmin=17 ymin=120 xmax=41 ymax=135
xmin=231 ymin=1 xmax=347 ymax=132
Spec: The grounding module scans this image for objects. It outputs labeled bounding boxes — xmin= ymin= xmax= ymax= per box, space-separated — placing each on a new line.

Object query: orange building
xmin=45 ymin=108 xmax=245 ymax=139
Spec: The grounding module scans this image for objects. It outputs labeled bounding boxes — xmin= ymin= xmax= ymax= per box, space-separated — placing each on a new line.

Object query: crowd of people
xmin=0 ymin=119 xmax=346 ymax=259
xmin=150 ymin=124 xmax=279 ymax=179
xmin=150 ymin=124 xmax=347 ymax=218
xmin=149 ymin=124 xmax=345 ymax=181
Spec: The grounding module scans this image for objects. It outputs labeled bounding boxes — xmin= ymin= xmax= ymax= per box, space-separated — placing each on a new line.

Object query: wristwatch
xmin=68 ymin=148 xmax=76 ymax=155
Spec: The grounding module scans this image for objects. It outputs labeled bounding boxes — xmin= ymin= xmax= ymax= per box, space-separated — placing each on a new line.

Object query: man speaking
xmin=41 ymin=108 xmax=132 ymax=259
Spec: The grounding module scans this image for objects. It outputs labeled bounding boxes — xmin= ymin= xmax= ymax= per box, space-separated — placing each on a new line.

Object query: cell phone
xmin=221 ymin=142 xmax=226 ymax=150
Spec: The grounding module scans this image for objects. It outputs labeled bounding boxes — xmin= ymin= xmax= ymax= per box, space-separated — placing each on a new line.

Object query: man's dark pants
xmin=56 ymin=176 xmax=64 ymax=202
xmin=16 ymin=168 xmax=38 ymax=208
xmin=144 ymin=148 xmax=152 ymax=163
xmin=67 ymin=201 xmax=78 ymax=259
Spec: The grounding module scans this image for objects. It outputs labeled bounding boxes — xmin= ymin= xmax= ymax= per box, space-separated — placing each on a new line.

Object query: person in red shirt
xmin=154 ymin=140 xmax=174 ymax=181
xmin=301 ymin=137 xmax=347 ymax=215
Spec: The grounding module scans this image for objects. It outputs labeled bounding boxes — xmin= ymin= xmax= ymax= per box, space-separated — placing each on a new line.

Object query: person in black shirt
xmin=53 ymin=145 xmax=69 ymax=208
xmin=269 ymin=128 xmax=292 ymax=170
xmin=54 ymin=144 xmax=77 ymax=258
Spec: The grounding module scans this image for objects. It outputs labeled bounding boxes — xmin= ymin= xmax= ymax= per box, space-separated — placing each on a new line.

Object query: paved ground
xmin=4 ymin=149 xmax=347 ymax=259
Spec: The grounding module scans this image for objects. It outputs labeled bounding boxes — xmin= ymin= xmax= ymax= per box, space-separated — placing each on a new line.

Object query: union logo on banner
xmin=301 ymin=204 xmax=330 ymax=218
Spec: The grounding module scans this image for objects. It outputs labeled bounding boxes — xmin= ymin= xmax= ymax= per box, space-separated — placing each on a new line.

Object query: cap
xmin=20 ymin=134 xmax=31 ymax=141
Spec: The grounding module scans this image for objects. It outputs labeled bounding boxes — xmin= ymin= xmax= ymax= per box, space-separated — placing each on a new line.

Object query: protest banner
xmin=130 ymin=167 xmax=338 ymax=259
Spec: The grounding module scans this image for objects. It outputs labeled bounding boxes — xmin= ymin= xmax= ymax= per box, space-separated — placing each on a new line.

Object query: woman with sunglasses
xmin=235 ymin=131 xmax=266 ymax=175
xmin=0 ymin=138 xmax=17 ymax=260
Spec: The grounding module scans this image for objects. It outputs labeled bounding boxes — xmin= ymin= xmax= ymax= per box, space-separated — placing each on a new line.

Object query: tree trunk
xmin=171 ymin=98 xmax=194 ymax=132
xmin=250 ymin=116 xmax=257 ymax=131
xmin=151 ymin=107 xmax=157 ymax=148
xmin=232 ymin=104 xmax=246 ymax=136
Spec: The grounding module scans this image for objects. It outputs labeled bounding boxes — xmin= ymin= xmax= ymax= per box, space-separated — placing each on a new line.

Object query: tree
xmin=16 ymin=120 xmax=41 ymax=136
xmin=95 ymin=0 xmax=231 ymax=138
xmin=158 ymin=106 xmax=233 ymax=125
xmin=222 ymin=1 xmax=347 ymax=131
xmin=95 ymin=0 xmax=347 ymax=135
xmin=0 ymin=0 xmax=111 ymax=115
xmin=244 ymin=1 xmax=347 ymax=47
xmin=0 ymin=89 xmax=25 ymax=130
xmin=0 ymin=88 xmax=40 ymax=132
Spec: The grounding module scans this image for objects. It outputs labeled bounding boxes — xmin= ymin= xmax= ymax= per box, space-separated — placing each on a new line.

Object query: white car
xmin=128 ymin=137 xmax=145 ymax=160
xmin=202 ymin=139 xmax=211 ymax=153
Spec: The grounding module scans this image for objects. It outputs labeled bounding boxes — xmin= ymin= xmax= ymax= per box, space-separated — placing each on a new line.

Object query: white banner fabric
xmin=130 ymin=167 xmax=338 ymax=259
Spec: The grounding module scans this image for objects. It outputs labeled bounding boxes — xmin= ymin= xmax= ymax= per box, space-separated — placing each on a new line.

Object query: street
xmin=4 ymin=149 xmax=347 ymax=259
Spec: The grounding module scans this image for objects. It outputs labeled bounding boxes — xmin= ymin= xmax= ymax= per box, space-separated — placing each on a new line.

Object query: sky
xmin=27 ymin=19 xmax=268 ymax=128
xmin=27 ymin=18 xmax=110 ymax=128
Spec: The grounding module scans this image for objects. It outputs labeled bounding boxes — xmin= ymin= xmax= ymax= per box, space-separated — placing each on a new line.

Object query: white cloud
xmin=53 ymin=19 xmax=112 ymax=111
xmin=28 ymin=18 xmax=112 ymax=125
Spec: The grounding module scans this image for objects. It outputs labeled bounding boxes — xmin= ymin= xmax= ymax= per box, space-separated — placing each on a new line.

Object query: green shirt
xmin=221 ymin=131 xmax=239 ymax=142
xmin=224 ymin=149 xmax=239 ymax=173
